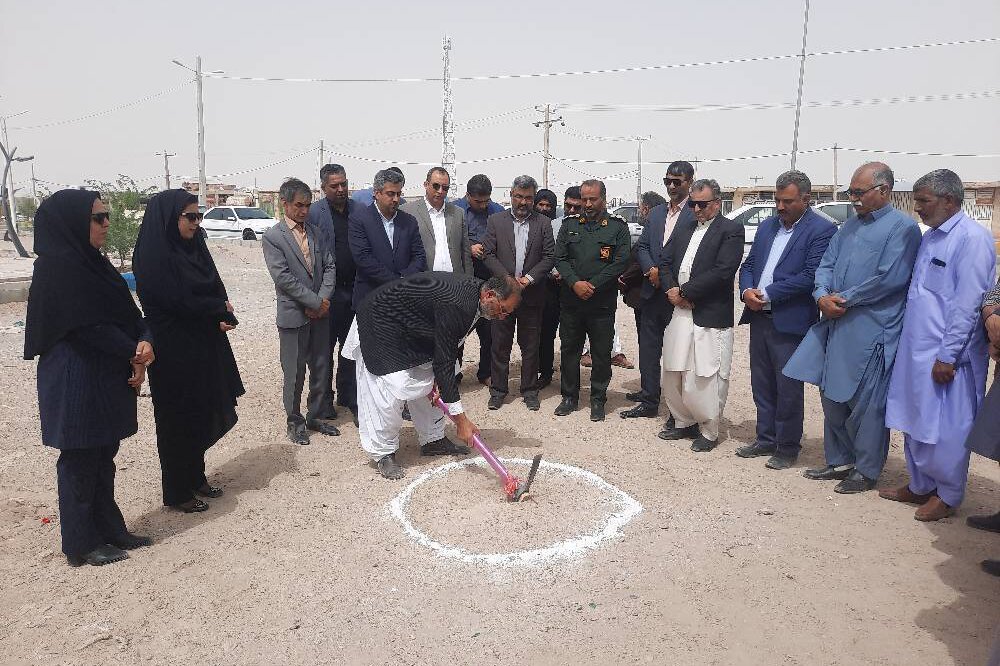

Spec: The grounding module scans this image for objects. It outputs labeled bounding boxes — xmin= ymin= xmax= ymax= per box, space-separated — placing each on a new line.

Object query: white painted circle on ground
xmin=389 ymin=457 xmax=643 ymax=566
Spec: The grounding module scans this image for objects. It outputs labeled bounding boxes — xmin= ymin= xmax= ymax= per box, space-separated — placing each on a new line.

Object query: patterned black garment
xmin=356 ymin=272 xmax=482 ymax=404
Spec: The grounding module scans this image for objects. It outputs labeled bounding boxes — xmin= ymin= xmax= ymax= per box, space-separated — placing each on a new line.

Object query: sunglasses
xmin=687 ymin=198 xmax=719 ymax=209
xmin=181 ymin=212 xmax=204 ymax=223
xmin=663 ymin=177 xmax=685 ymax=187
xmin=430 ymin=183 xmax=451 ymax=192
xmin=564 ymin=203 xmax=583 ymax=212
xmin=90 ymin=212 xmax=111 ymax=223
xmin=846 ymin=184 xmax=883 ymax=199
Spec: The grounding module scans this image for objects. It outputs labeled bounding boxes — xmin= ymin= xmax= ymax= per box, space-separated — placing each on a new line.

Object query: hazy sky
xmin=2 ymin=0 xmax=998 ymax=202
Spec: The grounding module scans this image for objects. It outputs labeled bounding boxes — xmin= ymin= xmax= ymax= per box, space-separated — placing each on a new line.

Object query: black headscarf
xmin=133 ymin=189 xmax=229 ymax=322
xmin=24 ymin=190 xmax=141 ymax=360
xmin=534 ymin=189 xmax=557 ymax=219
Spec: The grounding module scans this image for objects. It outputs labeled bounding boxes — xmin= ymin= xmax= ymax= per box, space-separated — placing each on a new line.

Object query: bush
xmin=86 ymin=175 xmax=155 ymax=270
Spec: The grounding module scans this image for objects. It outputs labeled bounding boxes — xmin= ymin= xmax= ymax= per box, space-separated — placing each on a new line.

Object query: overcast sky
xmin=2 ymin=0 xmax=998 ymax=202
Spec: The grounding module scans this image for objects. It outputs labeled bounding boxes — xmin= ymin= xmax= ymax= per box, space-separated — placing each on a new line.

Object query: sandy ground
xmin=1 ymin=239 xmax=998 ymax=666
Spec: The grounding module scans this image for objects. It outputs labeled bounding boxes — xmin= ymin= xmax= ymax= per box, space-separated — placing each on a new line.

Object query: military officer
xmin=553 ymin=179 xmax=631 ymax=421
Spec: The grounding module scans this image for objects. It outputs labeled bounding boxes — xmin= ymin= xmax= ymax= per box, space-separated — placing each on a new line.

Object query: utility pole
xmin=155 ymin=150 xmax=176 ymax=190
xmin=635 ymin=136 xmax=650 ymax=205
xmin=441 ymin=36 xmax=456 ymax=182
xmin=195 ymin=55 xmax=207 ymax=207
xmin=749 ymin=175 xmax=763 ymax=186
xmin=30 ymin=162 xmax=37 ymax=203
xmin=316 ymin=139 xmax=325 ymax=192
xmin=832 ymin=142 xmax=839 ymax=201
xmin=789 ymin=0 xmax=811 ymax=170
xmin=533 ymin=104 xmax=564 ymax=190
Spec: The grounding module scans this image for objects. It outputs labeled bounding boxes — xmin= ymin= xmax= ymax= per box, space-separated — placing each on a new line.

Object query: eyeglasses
xmin=430 ymin=183 xmax=451 ymax=192
xmin=181 ymin=212 xmax=204 ymax=223
xmin=663 ymin=177 xmax=685 ymax=187
xmin=687 ymin=198 xmax=719 ymax=209
xmin=90 ymin=212 xmax=110 ymax=223
xmin=846 ymin=184 xmax=883 ymax=199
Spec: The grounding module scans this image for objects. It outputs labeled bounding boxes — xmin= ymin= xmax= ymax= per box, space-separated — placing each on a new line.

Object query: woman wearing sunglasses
xmin=133 ymin=189 xmax=245 ymax=513
xmin=25 ymin=190 xmax=154 ymax=566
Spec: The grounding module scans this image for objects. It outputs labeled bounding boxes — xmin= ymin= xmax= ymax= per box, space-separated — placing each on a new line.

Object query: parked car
xmin=201 ymin=206 xmax=278 ymax=240
xmin=726 ymin=202 xmax=841 ymax=244
xmin=609 ymin=205 xmax=642 ymax=245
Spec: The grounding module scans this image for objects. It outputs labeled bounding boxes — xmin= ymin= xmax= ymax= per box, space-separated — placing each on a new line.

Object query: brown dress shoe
xmin=914 ymin=496 xmax=955 ymax=522
xmin=611 ymin=353 xmax=634 ymax=369
xmin=879 ymin=484 xmax=934 ymax=505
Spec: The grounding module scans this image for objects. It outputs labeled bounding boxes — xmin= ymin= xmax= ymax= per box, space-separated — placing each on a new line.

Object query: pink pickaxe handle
xmin=429 ymin=392 xmax=520 ymax=498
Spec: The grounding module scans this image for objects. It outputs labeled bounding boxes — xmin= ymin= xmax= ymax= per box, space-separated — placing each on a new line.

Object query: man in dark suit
xmin=482 ymin=175 xmax=556 ymax=411
xmin=737 ymin=170 xmax=837 ymax=469
xmin=342 ymin=273 xmax=522 ymax=480
xmin=262 ymin=178 xmax=340 ymax=445
xmin=621 ymin=161 xmax=696 ymax=421
xmin=307 ymin=163 xmax=359 ymax=424
xmin=656 ymin=178 xmax=745 ymax=452
xmin=347 ymin=168 xmax=427 ymax=310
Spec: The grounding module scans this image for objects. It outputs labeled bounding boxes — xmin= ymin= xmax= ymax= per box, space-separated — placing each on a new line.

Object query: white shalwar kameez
xmin=343 ymin=321 xmax=467 ymax=461
xmin=660 ymin=220 xmax=734 ymax=441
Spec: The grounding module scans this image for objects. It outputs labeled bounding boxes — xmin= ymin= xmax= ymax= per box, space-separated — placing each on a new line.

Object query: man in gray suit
xmin=402 ymin=167 xmax=472 ymax=277
xmin=262 ymin=178 xmax=339 ymax=445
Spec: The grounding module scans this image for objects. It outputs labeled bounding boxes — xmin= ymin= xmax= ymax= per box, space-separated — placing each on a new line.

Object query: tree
xmin=86 ymin=175 xmax=154 ymax=270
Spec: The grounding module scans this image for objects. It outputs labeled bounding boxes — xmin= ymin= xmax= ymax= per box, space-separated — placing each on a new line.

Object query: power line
xmin=9 ymin=80 xmax=196 ymax=130
xmin=556 ymin=89 xmax=1000 ymax=113
xmin=838 ymin=147 xmax=1000 ymax=158
xmin=199 ymin=37 xmax=1000 ymax=84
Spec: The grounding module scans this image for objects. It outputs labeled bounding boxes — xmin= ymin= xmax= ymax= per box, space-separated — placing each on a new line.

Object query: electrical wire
xmin=201 ymin=37 xmax=1000 ymax=84
xmin=9 ymin=80 xmax=196 ymax=131
xmin=556 ymin=90 xmax=1000 ymax=113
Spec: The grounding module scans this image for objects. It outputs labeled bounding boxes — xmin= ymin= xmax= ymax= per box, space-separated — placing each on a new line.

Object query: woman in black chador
xmin=25 ymin=189 xmax=154 ymax=566
xmin=133 ymin=189 xmax=245 ymax=513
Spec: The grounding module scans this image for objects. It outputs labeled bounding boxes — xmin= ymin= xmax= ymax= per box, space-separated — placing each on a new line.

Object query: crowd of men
xmin=260 ymin=160 xmax=1000 ymax=577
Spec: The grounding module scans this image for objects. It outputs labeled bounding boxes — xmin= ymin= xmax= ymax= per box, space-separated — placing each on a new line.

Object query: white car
xmin=201 ymin=206 xmax=278 ymax=240
xmin=726 ymin=202 xmax=844 ymax=244
xmin=609 ymin=205 xmax=643 ymax=245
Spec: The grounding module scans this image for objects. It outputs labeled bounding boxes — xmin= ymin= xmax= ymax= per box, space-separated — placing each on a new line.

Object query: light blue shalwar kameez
xmin=783 ymin=204 xmax=922 ymax=479
xmin=885 ymin=211 xmax=995 ymax=506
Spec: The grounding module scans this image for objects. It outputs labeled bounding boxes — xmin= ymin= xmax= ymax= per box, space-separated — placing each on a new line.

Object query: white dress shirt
xmin=426 ymin=198 xmax=453 ymax=272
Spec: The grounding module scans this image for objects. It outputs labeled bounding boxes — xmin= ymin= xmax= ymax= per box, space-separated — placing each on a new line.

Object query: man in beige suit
xmin=402 ymin=167 xmax=472 ymax=278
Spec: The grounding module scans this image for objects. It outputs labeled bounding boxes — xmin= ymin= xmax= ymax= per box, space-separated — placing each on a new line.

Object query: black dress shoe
xmin=765 ymin=454 xmax=797 ymax=470
xmin=487 ymin=392 xmax=505 ymax=410
xmin=735 ymin=442 xmax=777 ymax=458
xmin=554 ymin=397 xmax=578 ymax=416
xmin=967 ymin=511 xmax=1000 ymax=534
xmin=982 ymin=559 xmax=1000 ymax=577
xmin=307 ymin=420 xmax=341 ymax=436
xmin=657 ymin=424 xmax=700 ymax=441
xmin=377 ymin=453 xmax=405 ymax=480
xmin=109 ymin=532 xmax=153 ymax=550
xmin=590 ymin=403 xmax=605 ymax=422
xmin=421 ymin=437 xmax=471 ymax=456
xmin=690 ymin=436 xmax=718 ymax=452
xmin=802 ymin=463 xmax=853 ymax=481
xmin=67 ymin=544 xmax=129 ymax=567
xmin=834 ymin=470 xmax=877 ymax=494
xmin=620 ymin=403 xmax=658 ymax=419
xmin=625 ymin=390 xmax=645 ymax=402
xmin=523 ymin=393 xmax=540 ymax=411
xmin=287 ymin=424 xmax=309 ymax=445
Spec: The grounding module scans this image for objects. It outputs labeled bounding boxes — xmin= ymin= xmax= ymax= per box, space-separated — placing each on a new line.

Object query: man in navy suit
xmin=621 ymin=161 xmax=695 ymax=421
xmin=348 ymin=168 xmax=427 ymax=310
xmin=736 ymin=170 xmax=837 ymax=469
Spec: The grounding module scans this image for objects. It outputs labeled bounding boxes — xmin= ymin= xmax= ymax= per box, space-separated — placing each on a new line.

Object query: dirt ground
xmin=1 ymin=240 xmax=998 ymax=666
